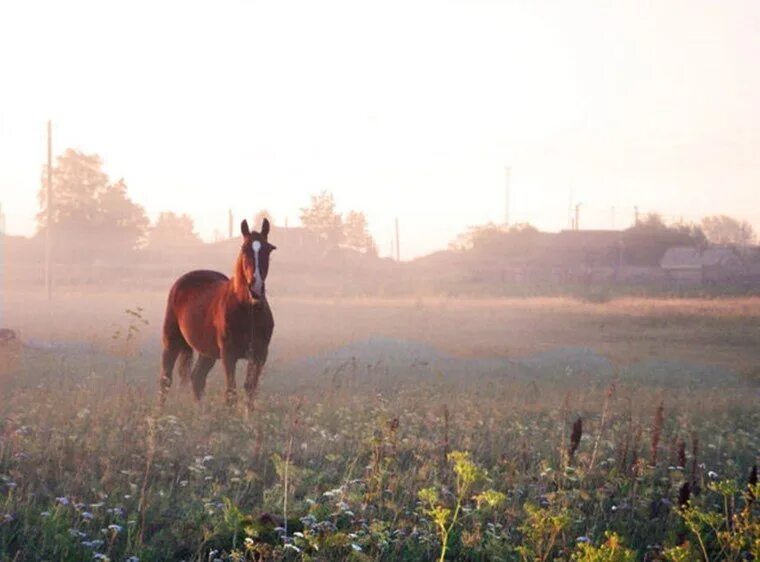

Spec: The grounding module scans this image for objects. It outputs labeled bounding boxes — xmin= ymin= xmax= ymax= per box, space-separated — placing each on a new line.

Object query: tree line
xmin=36 ymin=149 xmax=377 ymax=260
xmin=451 ymin=212 xmax=756 ymax=265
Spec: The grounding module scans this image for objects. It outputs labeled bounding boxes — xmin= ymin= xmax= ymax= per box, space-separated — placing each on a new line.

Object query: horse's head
xmin=239 ymin=217 xmax=276 ymax=300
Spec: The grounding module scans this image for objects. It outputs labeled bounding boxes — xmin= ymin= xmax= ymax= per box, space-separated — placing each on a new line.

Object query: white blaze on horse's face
xmin=251 ymin=240 xmax=263 ymax=296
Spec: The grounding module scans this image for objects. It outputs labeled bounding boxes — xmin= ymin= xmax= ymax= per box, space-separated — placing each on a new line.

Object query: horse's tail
xmin=177 ymin=349 xmax=194 ymax=386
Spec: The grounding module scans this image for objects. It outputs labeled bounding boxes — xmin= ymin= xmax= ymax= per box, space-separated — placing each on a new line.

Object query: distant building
xmin=660 ymin=246 xmax=746 ymax=285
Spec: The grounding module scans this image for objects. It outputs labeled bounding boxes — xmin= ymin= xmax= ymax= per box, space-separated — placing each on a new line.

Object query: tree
xmin=299 ymin=191 xmax=343 ymax=245
xmin=37 ymin=149 xmax=108 ymax=230
xmin=342 ymin=210 xmax=377 ymax=255
xmin=450 ymin=222 xmax=538 ymax=252
xmin=623 ymin=213 xmax=705 ymax=266
xmin=96 ymin=179 xmax=150 ymax=249
xmin=37 ymin=149 xmax=149 ymax=259
xmin=700 ymin=215 xmax=755 ymax=246
xmin=147 ymin=212 xmax=201 ymax=249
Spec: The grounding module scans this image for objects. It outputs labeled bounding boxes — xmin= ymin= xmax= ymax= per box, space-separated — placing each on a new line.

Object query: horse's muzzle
xmin=248 ymin=285 xmax=264 ymax=301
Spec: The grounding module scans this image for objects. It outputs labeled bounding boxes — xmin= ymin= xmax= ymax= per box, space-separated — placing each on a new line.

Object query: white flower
xmin=351 ymin=543 xmax=362 ymax=552
xmin=576 ymin=536 xmax=591 ymax=543
xmin=108 ymin=524 xmax=123 ymax=533
xmin=708 ymin=470 xmax=719 ymax=480
xmin=82 ymin=512 xmax=94 ymax=520
xmin=56 ymin=496 xmax=70 ymax=506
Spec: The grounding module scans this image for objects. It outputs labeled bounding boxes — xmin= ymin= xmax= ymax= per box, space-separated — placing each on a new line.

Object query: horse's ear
xmin=241 ymin=219 xmax=250 ymax=238
xmin=261 ymin=218 xmax=270 ymax=239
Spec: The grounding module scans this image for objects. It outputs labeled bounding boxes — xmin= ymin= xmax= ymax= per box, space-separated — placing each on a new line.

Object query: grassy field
xmin=0 ymin=290 xmax=759 ymax=561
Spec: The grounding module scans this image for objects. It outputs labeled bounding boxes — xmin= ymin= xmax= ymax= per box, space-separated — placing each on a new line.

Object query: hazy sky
xmin=1 ymin=0 xmax=759 ymax=258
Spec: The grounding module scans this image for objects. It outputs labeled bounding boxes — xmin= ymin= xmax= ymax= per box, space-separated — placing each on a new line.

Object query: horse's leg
xmin=221 ymin=351 xmax=238 ymax=407
xmin=159 ymin=345 xmax=181 ymax=405
xmin=160 ymin=303 xmax=191 ymax=404
xmin=244 ymin=360 xmax=264 ymax=415
xmin=190 ymin=355 xmax=216 ymax=402
xmin=177 ymin=350 xmax=194 ymax=387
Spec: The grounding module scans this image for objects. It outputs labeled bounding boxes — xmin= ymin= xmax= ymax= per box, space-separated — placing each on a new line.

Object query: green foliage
xmin=417 ymin=451 xmax=504 ymax=561
xmin=516 ymin=502 xmax=570 ymax=562
xmin=1 ymin=342 xmax=758 ymax=561
xmin=572 ymin=533 xmax=637 ymax=562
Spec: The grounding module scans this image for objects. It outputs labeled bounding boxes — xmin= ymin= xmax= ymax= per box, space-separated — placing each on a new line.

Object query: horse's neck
xmin=230 ymin=254 xmax=249 ymax=303
xmin=229 ymin=254 xmax=267 ymax=312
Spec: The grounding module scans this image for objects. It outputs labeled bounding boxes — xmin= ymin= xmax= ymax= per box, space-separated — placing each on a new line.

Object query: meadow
xmin=0 ymin=290 xmax=759 ymax=561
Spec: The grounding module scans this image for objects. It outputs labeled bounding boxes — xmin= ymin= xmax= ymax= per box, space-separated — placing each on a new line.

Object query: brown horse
xmin=159 ymin=218 xmax=275 ymax=411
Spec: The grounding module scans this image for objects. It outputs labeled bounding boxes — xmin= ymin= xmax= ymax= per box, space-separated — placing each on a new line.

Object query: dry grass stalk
xmin=677 ymin=481 xmax=691 ymax=510
xmin=137 ymin=415 xmax=157 ymax=545
xmin=442 ymin=404 xmax=450 ymax=466
xmin=690 ymin=432 xmax=700 ymax=494
xmin=650 ymin=401 xmax=664 ymax=467
xmin=568 ymin=416 xmax=582 ymax=463
xmin=676 ymin=438 xmax=686 ymax=468
xmin=588 ymin=384 xmax=615 ymax=473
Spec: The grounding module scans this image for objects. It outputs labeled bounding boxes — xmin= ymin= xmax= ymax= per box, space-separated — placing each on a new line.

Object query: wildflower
xmin=2 ymin=513 xmax=14 ymax=524
xmin=93 ymin=554 xmax=110 ymax=561
xmin=708 ymin=470 xmax=719 ymax=479
xmin=108 ymin=524 xmax=123 ymax=533
xmin=126 ymin=557 xmax=140 ymax=562
xmin=56 ymin=496 xmax=70 ymax=506
xmin=82 ymin=512 xmax=94 ymax=520
xmin=576 ymin=536 xmax=591 ymax=543
xmin=300 ymin=514 xmax=316 ymax=527
xmin=90 ymin=502 xmax=105 ymax=509
xmin=244 ymin=537 xmax=254 ymax=547
xmin=202 ymin=455 xmax=214 ymax=463
xmin=283 ymin=544 xmax=302 ymax=553
xmin=40 ymin=511 xmax=51 ymax=517
xmin=68 ymin=528 xmax=87 ymax=538
xmin=351 ymin=543 xmax=362 ymax=552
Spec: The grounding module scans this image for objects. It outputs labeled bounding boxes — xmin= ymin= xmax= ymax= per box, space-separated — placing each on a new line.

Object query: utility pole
xmin=45 ymin=120 xmax=53 ymax=301
xmin=394 ymin=217 xmax=400 ymax=261
xmin=504 ymin=166 xmax=511 ymax=227
xmin=574 ymin=203 xmax=582 ymax=231
xmin=228 ymin=209 xmax=233 ymax=239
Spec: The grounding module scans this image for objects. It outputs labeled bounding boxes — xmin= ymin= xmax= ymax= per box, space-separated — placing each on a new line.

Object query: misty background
xmin=2 ymin=0 xmax=760 ymax=259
